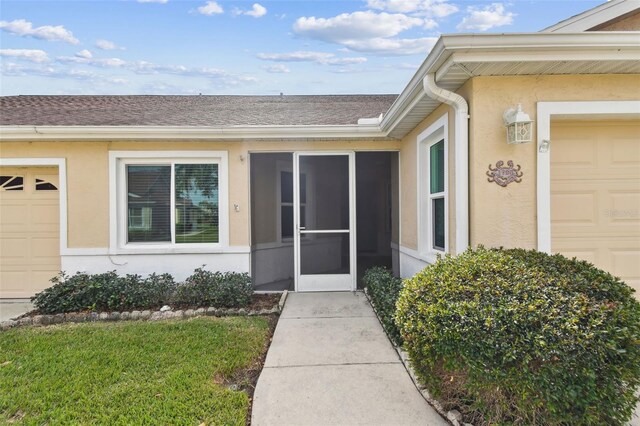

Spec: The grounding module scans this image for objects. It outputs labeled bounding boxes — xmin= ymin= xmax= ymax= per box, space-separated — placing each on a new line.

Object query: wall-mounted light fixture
xmin=539 ymin=139 xmax=551 ymax=153
xmin=503 ymin=104 xmax=533 ymax=145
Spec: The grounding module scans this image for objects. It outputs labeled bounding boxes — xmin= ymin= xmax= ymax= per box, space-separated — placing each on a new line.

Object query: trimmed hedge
xmin=32 ymin=267 xmax=253 ymax=314
xmin=32 ymin=272 xmax=176 ymax=314
xmin=174 ymin=268 xmax=253 ymax=308
xmin=363 ymin=267 xmax=404 ymax=346
xmin=396 ymin=247 xmax=640 ymax=426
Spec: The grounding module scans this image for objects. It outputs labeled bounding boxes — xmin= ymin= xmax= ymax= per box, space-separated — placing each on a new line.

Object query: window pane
xmin=127 ymin=165 xmax=171 ymax=242
xmin=433 ymin=197 xmax=445 ymax=251
xmin=281 ymin=171 xmax=293 ymax=204
xmin=35 ymin=178 xmax=58 ymax=191
xmin=430 ymin=140 xmax=444 ymax=194
xmin=0 ymin=176 xmax=24 ymax=191
xmin=280 ymin=171 xmax=305 ymax=204
xmin=281 ymin=205 xmax=293 ymax=238
xmin=175 ymin=164 xmax=219 ymax=244
xmin=300 ymin=173 xmax=306 ymax=204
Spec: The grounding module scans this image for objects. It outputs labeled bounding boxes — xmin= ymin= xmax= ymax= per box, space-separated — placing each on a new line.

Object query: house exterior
xmin=1 ymin=0 xmax=639 ymax=298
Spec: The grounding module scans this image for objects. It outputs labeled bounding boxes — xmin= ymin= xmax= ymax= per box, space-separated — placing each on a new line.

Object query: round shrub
xmin=396 ymin=247 xmax=640 ymax=425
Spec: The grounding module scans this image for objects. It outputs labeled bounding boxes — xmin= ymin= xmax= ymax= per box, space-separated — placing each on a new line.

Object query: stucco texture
xmin=398 ymin=104 xmax=456 ymax=253
xmin=467 ymin=74 xmax=640 ymax=249
xmin=0 ymin=139 xmax=400 ymax=249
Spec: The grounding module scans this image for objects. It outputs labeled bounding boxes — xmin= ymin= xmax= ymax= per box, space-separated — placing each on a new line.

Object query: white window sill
xmin=112 ymin=245 xmax=228 ymax=255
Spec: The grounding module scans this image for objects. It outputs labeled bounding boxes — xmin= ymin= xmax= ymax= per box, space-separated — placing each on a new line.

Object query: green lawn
xmin=0 ymin=317 xmax=271 ymax=425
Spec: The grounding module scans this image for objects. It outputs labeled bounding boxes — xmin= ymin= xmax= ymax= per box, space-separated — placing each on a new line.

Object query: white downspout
xmin=423 ymin=73 xmax=469 ymax=254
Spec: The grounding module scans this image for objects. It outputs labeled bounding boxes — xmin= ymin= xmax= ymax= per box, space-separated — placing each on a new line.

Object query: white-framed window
xmin=418 ymin=114 xmax=448 ymax=257
xmin=110 ymin=151 xmax=228 ymax=252
xmin=276 ymin=160 xmax=311 ymax=243
xmin=428 ymin=139 xmax=446 ymax=251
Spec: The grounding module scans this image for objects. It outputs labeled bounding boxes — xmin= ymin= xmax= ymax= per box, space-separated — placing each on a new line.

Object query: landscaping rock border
xmin=1 ymin=290 xmax=289 ymax=332
xmin=363 ymin=288 xmax=473 ymax=426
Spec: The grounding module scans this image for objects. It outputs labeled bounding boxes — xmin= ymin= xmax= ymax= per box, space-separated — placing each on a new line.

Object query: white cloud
xmin=398 ymin=62 xmax=419 ymax=69
xmin=2 ymin=63 xmax=98 ymax=80
xmin=366 ymin=0 xmax=458 ymax=17
xmin=137 ymin=0 xmax=168 ymax=3
xmin=457 ymin=3 xmax=514 ymax=31
xmin=294 ymin=11 xmax=423 ymax=42
xmin=341 ymin=37 xmax=437 ymax=55
xmin=75 ymin=49 xmax=93 ymax=59
xmin=257 ymin=51 xmax=367 ymax=66
xmin=130 ymin=61 xmax=226 ymax=77
xmin=423 ymin=18 xmax=438 ymax=29
xmin=292 ymin=11 xmax=437 ymax=55
xmin=1 ymin=62 xmax=126 ymax=84
xmin=262 ymin=64 xmax=290 ymax=73
xmin=95 ymin=39 xmax=124 ymax=50
xmin=0 ymin=19 xmax=79 ymax=44
xmin=197 ymin=1 xmax=224 ymax=15
xmin=57 ymin=55 xmax=127 ymax=67
xmin=0 ymin=49 xmax=49 ymax=63
xmin=233 ymin=3 xmax=267 ymax=18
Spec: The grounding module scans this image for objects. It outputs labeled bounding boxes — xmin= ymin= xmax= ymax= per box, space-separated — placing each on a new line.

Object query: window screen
xmin=175 ymin=164 xmax=219 ymax=244
xmin=429 ymin=139 xmax=445 ymax=251
xmin=127 ymin=165 xmax=171 ymax=242
xmin=126 ymin=163 xmax=219 ymax=244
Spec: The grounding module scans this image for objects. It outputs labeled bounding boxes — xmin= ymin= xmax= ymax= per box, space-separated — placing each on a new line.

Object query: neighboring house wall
xmin=590 ymin=10 xmax=640 ymax=31
xmin=467 ymin=74 xmax=640 ymax=250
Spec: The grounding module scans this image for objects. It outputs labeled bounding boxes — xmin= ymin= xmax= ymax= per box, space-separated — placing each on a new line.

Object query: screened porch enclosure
xmin=249 ymin=152 xmax=399 ymax=292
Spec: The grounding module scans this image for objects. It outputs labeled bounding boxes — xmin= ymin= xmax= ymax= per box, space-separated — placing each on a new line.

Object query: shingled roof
xmin=0 ymin=95 xmax=398 ymax=126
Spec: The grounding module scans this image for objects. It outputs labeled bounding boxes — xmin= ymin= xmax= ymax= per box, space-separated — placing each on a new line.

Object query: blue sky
xmin=1 ymin=0 xmax=602 ymax=95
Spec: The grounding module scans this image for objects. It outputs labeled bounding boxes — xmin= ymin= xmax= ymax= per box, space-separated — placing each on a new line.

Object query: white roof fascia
xmin=0 ymin=124 xmax=388 ymax=141
xmin=542 ymin=0 xmax=639 ymax=33
xmin=381 ymin=32 xmax=640 ymax=134
xmin=379 ymin=37 xmax=449 ymax=132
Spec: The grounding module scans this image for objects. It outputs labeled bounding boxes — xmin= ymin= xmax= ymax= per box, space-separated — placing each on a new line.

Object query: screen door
xmin=294 ymin=152 xmax=355 ymax=292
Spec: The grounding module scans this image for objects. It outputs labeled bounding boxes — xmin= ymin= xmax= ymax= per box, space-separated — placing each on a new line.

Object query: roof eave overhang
xmin=379 ymin=31 xmax=640 ymax=137
xmin=542 ymin=0 xmax=638 ymax=32
xmin=1 ymin=33 xmax=638 ymax=142
xmin=0 ymin=124 xmax=391 ymax=142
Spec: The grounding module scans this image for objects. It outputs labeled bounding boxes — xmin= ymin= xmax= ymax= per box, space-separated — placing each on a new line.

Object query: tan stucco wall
xmin=592 ymin=11 xmax=640 ymax=31
xmin=398 ymin=103 xmax=456 ymax=252
xmin=0 ymin=139 xmax=400 ymax=249
xmin=467 ymin=74 xmax=640 ymax=249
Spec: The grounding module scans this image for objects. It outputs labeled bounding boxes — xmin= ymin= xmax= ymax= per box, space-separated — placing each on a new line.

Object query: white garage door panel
xmin=0 ymin=167 xmax=60 ymax=298
xmin=551 ymin=121 xmax=640 ymax=297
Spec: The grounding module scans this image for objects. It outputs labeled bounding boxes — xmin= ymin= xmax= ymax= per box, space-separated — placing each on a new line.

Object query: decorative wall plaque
xmin=487 ymin=160 xmax=522 ymax=187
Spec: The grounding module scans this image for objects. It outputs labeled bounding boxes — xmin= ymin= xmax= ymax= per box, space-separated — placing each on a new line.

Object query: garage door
xmin=0 ymin=167 xmax=60 ymax=298
xmin=551 ymin=120 xmax=640 ymax=295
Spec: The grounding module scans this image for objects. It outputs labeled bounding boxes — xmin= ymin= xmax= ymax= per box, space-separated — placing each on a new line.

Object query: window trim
xmin=417 ymin=114 xmax=448 ymax=259
xmin=109 ymin=151 xmax=228 ymax=254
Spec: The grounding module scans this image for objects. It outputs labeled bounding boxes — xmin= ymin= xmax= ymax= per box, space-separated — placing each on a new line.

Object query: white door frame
xmin=293 ymin=151 xmax=356 ymax=292
xmin=536 ymin=100 xmax=640 ymax=253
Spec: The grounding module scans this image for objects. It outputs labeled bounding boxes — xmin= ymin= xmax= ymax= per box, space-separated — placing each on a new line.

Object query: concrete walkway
xmin=252 ymin=292 xmax=447 ymax=426
xmin=0 ymin=300 xmax=33 ymax=322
